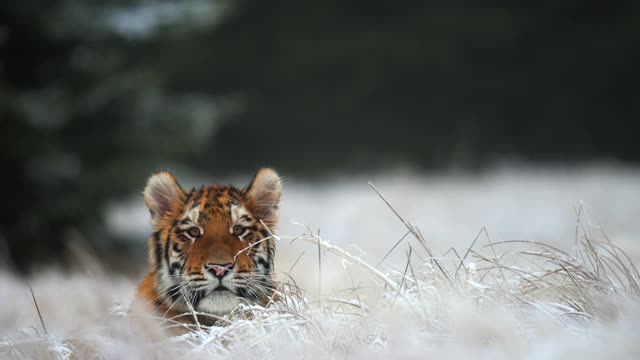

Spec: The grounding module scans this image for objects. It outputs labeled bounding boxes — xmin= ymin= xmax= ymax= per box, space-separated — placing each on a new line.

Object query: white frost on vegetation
xmin=3 ymin=166 xmax=640 ymax=359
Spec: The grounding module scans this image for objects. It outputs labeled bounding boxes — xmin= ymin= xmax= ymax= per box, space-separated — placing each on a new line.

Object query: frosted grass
xmin=3 ymin=165 xmax=640 ymax=359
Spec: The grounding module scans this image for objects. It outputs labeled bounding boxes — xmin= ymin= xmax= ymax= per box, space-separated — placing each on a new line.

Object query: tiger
xmin=136 ymin=168 xmax=282 ymax=325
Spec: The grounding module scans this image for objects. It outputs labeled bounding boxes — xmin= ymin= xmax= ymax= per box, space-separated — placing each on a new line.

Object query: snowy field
xmin=2 ymin=164 xmax=640 ymax=359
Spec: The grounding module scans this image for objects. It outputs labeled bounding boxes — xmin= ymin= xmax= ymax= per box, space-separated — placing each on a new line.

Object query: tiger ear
xmin=144 ymin=171 xmax=186 ymax=226
xmin=244 ymin=168 xmax=282 ymax=224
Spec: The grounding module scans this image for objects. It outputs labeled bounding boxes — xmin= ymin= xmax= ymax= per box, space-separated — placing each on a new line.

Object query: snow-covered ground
xmin=3 ymin=164 xmax=640 ymax=359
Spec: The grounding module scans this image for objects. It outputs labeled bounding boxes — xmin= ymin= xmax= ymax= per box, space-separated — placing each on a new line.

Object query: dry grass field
xmin=2 ymin=165 xmax=640 ymax=359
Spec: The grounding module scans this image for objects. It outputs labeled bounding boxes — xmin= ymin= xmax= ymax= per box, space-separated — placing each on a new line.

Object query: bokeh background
xmin=1 ymin=0 xmax=639 ymax=278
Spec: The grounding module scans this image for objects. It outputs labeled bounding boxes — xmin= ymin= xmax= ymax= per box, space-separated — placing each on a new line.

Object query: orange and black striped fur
xmin=137 ymin=168 xmax=281 ymax=324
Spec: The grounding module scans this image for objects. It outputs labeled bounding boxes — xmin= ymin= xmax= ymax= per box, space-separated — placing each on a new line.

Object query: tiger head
xmin=137 ymin=168 xmax=281 ymax=320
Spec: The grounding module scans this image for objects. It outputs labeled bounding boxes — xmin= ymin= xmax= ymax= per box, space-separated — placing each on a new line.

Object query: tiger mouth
xmin=212 ymin=285 xmax=230 ymax=292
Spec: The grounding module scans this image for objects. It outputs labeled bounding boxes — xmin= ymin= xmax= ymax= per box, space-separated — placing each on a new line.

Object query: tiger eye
xmin=232 ymin=225 xmax=244 ymax=236
xmin=187 ymin=227 xmax=201 ymax=238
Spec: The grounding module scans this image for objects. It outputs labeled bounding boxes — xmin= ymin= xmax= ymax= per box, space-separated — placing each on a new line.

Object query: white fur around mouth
xmin=196 ymin=290 xmax=242 ymax=315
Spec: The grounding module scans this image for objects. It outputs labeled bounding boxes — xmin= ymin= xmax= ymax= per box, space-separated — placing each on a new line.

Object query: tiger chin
xmin=136 ymin=168 xmax=281 ymax=327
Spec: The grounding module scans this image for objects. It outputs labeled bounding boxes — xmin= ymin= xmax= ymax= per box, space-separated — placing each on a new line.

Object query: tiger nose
xmin=205 ymin=262 xmax=234 ymax=278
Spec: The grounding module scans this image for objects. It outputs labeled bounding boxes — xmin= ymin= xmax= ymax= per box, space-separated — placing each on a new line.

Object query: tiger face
xmin=137 ymin=168 xmax=281 ymax=321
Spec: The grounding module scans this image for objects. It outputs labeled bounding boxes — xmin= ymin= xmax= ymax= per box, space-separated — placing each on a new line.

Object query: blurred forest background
xmin=1 ymin=0 xmax=639 ymax=271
